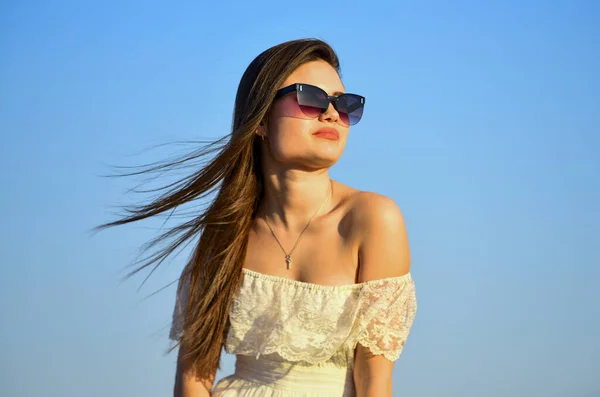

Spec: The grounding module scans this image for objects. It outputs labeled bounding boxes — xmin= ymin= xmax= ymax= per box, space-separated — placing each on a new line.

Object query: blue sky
xmin=1 ymin=1 xmax=599 ymax=396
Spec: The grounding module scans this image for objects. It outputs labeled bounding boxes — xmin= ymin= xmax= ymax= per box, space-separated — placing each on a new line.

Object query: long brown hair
xmin=97 ymin=38 xmax=341 ymax=380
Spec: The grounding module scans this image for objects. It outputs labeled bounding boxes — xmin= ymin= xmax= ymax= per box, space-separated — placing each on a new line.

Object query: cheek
xmin=268 ymin=116 xmax=312 ymax=147
xmin=268 ymin=99 xmax=313 ymax=142
xmin=272 ymin=96 xmax=307 ymax=119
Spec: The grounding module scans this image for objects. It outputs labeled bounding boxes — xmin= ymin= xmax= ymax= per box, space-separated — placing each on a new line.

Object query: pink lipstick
xmin=313 ymin=127 xmax=339 ymax=141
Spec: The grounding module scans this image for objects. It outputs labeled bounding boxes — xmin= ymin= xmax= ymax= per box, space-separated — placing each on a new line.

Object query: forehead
xmin=281 ymin=60 xmax=345 ymax=94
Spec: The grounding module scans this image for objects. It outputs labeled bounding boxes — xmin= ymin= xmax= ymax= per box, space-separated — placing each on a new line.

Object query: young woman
xmin=102 ymin=38 xmax=417 ymax=396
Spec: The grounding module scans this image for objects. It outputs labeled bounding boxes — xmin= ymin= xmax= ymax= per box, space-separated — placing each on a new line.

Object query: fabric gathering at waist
xmin=234 ymin=355 xmax=355 ymax=393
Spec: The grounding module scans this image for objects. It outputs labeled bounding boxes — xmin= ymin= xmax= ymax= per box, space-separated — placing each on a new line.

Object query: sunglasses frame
xmin=274 ymin=83 xmax=365 ymax=125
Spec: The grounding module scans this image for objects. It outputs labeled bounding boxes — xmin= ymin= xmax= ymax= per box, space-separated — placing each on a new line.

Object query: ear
xmin=256 ymin=121 xmax=267 ymax=139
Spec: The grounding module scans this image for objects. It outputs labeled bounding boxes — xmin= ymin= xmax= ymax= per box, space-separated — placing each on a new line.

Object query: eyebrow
xmin=331 ymin=90 xmax=346 ymax=96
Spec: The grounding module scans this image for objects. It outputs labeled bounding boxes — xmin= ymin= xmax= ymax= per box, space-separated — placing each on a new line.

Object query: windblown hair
xmin=97 ymin=38 xmax=340 ymax=381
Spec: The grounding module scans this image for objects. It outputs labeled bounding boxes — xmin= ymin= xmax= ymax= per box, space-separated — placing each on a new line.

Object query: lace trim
xmin=354 ymin=339 xmax=404 ymax=362
xmin=241 ymin=268 xmax=413 ymax=291
xmin=355 ymin=277 xmax=417 ymax=361
xmin=169 ymin=267 xmax=417 ymax=365
xmin=224 ymin=270 xmax=417 ymax=365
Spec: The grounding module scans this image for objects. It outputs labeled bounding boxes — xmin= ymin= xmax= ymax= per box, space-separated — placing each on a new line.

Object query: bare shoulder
xmin=332 ymin=182 xmax=405 ymax=229
xmin=349 ymin=191 xmax=405 ymax=226
xmin=345 ymin=189 xmax=411 ymax=282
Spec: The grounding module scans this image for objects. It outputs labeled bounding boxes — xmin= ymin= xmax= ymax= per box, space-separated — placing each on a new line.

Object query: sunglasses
xmin=274 ymin=83 xmax=365 ymax=126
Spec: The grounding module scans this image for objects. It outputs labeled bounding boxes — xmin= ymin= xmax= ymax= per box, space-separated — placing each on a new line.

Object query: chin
xmin=308 ymin=152 xmax=342 ymax=169
xmin=271 ymin=144 xmax=345 ymax=169
xmin=282 ymin=153 xmax=340 ymax=170
xmin=316 ymin=146 xmax=344 ymax=161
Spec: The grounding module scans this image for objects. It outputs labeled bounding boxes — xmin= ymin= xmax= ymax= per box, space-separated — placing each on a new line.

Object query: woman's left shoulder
xmin=345 ymin=189 xmax=406 ymax=229
xmin=340 ymin=188 xmax=410 ymax=280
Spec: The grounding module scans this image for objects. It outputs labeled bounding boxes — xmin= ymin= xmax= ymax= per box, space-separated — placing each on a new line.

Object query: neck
xmin=259 ymin=169 xmax=332 ymax=232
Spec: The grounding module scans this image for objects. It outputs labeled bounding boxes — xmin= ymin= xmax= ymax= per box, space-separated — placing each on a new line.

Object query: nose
xmin=318 ymin=101 xmax=340 ymax=124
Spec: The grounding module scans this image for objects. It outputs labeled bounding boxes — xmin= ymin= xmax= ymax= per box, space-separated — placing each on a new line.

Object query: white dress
xmin=171 ymin=268 xmax=417 ymax=397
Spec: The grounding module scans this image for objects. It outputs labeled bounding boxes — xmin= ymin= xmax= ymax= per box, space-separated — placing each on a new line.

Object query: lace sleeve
xmin=355 ymin=274 xmax=417 ymax=361
xmin=169 ymin=271 xmax=190 ymax=341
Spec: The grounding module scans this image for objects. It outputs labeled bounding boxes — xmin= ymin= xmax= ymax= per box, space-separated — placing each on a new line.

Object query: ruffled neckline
xmin=242 ymin=267 xmax=412 ymax=292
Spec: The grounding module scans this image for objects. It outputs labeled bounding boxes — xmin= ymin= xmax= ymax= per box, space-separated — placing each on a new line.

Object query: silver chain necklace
xmin=263 ymin=180 xmax=332 ymax=270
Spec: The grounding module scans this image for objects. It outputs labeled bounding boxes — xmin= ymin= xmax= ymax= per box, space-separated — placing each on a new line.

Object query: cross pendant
xmin=285 ymin=254 xmax=292 ymax=269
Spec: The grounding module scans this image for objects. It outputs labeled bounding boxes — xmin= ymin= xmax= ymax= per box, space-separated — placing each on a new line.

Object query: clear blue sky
xmin=1 ymin=1 xmax=598 ymax=396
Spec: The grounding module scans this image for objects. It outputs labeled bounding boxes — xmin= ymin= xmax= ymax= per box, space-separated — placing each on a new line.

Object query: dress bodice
xmin=171 ymin=268 xmax=417 ymax=369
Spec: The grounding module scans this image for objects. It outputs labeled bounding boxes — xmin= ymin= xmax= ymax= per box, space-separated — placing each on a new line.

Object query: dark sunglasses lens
xmin=335 ymin=94 xmax=365 ymax=126
xmin=296 ymin=85 xmax=329 ymax=118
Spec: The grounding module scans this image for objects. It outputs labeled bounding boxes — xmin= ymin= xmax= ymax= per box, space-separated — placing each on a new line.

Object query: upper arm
xmin=171 ymin=270 xmax=215 ymax=397
xmin=352 ymin=193 xmax=411 ymax=389
xmin=355 ymin=193 xmax=410 ymax=282
xmin=174 ymin=344 xmax=214 ymax=397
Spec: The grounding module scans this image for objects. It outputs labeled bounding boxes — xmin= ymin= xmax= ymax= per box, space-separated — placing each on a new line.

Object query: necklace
xmin=263 ymin=180 xmax=332 ymax=270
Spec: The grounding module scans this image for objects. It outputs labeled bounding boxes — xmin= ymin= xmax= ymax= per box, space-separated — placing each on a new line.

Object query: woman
xmin=101 ymin=38 xmax=417 ymax=396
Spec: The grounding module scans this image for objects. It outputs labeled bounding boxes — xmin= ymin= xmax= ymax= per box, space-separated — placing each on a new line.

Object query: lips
xmin=313 ymin=127 xmax=339 ymax=141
